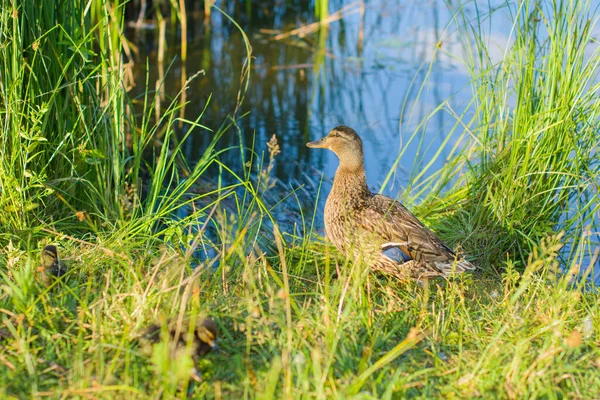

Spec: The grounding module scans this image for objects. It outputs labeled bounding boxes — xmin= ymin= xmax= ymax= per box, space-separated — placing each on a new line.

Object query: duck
xmin=37 ymin=245 xmax=68 ymax=285
xmin=141 ymin=316 xmax=219 ymax=364
xmin=306 ymin=125 xmax=475 ymax=279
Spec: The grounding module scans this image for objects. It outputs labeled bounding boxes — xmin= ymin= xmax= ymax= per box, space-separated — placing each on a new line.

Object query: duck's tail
xmin=457 ymin=259 xmax=477 ymax=271
xmin=436 ymin=258 xmax=476 ymax=275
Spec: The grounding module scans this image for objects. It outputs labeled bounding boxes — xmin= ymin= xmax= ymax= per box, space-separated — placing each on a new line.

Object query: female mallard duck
xmin=307 ymin=125 xmax=475 ymax=279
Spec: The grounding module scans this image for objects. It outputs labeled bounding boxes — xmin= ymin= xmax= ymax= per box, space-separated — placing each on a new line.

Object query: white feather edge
xmin=381 ymin=242 xmax=408 ymax=250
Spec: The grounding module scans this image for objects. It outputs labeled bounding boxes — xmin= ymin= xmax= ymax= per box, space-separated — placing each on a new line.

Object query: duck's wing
xmin=358 ymin=194 xmax=459 ymax=267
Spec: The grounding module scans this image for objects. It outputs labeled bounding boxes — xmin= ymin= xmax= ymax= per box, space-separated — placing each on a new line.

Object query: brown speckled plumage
xmin=307 ymin=125 xmax=475 ymax=279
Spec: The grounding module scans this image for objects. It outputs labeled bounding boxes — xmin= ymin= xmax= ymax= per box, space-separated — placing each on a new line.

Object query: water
xmin=127 ymin=0 xmax=598 ymax=282
xmin=129 ymin=0 xmax=513 ymax=191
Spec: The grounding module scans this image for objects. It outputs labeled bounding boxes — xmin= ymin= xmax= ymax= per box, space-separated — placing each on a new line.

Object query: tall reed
xmin=0 ymin=0 xmax=111 ymax=232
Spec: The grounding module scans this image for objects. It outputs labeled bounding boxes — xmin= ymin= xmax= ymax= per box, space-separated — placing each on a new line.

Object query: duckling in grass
xmin=307 ymin=125 xmax=476 ymax=279
xmin=142 ymin=317 xmax=219 ymax=365
xmin=37 ymin=245 xmax=68 ymax=285
xmin=0 ymin=328 xmax=11 ymax=342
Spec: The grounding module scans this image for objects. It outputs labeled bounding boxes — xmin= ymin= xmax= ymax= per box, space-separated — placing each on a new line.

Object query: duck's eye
xmin=331 ymin=132 xmax=341 ymax=138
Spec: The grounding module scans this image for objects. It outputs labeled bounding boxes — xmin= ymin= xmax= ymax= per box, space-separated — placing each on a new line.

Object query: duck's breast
xmin=324 ymin=193 xmax=348 ymax=252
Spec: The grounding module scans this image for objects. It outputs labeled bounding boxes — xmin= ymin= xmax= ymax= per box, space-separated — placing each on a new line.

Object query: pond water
xmin=127 ymin=0 xmax=598 ymax=284
xmin=129 ymin=0 xmax=513 ymax=193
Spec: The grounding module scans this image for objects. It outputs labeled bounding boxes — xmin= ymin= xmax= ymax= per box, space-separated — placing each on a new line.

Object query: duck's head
xmin=196 ymin=317 xmax=219 ymax=352
xmin=41 ymin=245 xmax=59 ymax=267
xmin=306 ymin=125 xmax=364 ymax=171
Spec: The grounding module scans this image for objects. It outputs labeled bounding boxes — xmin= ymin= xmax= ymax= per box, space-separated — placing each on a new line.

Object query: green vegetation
xmin=0 ymin=0 xmax=599 ymax=398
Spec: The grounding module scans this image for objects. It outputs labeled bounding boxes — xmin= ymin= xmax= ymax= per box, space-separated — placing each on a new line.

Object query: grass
xmin=0 ymin=0 xmax=599 ymax=398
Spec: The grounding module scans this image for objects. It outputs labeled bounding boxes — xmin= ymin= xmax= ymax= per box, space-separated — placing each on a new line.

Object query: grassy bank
xmin=1 ymin=0 xmax=599 ymax=398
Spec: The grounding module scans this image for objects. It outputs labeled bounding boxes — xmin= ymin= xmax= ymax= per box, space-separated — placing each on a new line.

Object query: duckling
xmin=0 ymin=328 xmax=11 ymax=342
xmin=37 ymin=245 xmax=67 ymax=285
xmin=307 ymin=125 xmax=476 ymax=279
xmin=142 ymin=317 xmax=219 ymax=364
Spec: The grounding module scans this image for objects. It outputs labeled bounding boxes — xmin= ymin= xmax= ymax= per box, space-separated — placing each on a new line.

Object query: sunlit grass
xmin=0 ymin=0 xmax=599 ymax=398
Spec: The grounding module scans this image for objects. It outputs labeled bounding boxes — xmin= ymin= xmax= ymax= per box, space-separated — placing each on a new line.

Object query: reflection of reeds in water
xmin=204 ymin=0 xmax=214 ymax=23
xmin=156 ymin=11 xmax=166 ymax=121
xmin=130 ymin=2 xmax=457 ymax=187
xmin=357 ymin=0 xmax=365 ymax=55
xmin=125 ymin=4 xmax=348 ymax=192
xmin=178 ymin=0 xmax=188 ymax=127
xmin=271 ymin=2 xmax=359 ymax=40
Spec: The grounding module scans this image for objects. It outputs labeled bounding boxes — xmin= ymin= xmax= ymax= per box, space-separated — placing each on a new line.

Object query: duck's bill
xmin=306 ymin=138 xmax=327 ymax=148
